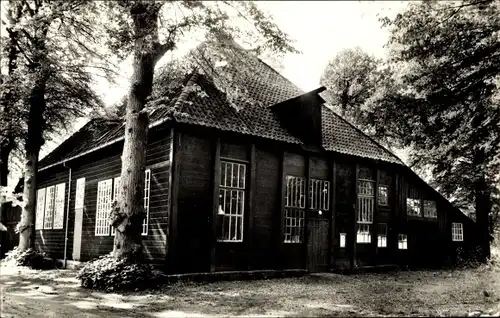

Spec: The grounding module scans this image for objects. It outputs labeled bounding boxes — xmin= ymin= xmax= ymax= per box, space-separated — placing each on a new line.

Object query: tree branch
xmin=21 ymin=0 xmax=35 ymax=17
xmin=5 ymin=27 xmax=34 ymax=65
xmin=152 ymin=40 xmax=175 ymax=64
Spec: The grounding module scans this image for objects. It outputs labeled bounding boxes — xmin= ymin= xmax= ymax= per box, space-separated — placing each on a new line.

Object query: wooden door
xmin=307 ymin=218 xmax=329 ymax=272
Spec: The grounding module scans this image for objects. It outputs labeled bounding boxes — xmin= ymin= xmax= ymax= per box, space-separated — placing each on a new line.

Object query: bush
xmin=3 ymin=247 xmax=54 ymax=269
xmin=77 ymin=253 xmax=158 ymax=292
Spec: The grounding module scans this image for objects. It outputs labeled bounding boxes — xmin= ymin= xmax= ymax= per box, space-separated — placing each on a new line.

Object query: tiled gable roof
xmin=321 ymin=105 xmax=403 ymax=164
xmin=39 ymin=44 xmax=403 ymax=170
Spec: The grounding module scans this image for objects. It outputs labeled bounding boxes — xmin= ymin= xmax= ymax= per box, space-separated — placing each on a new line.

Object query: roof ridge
xmin=255 ymin=56 xmax=305 ymax=95
xmin=322 ymin=104 xmax=405 ymax=165
xmin=171 ymin=72 xmax=199 ymax=119
xmin=39 ymin=118 xmax=97 ymax=163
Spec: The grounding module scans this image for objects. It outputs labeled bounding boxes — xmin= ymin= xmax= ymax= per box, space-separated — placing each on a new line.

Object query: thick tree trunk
xmin=1 ymin=2 xmax=21 ymax=188
xmin=471 ymin=106 xmax=492 ymax=263
xmin=18 ymin=84 xmax=45 ymax=251
xmin=474 ymin=172 xmax=491 ymax=262
xmin=112 ymin=3 xmax=160 ymax=263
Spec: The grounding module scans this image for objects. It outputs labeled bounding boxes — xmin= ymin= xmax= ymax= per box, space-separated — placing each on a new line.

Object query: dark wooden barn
xmin=32 ymin=45 xmax=481 ymax=273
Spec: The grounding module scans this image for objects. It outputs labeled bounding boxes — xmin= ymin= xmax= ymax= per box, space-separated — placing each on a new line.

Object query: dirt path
xmin=1 ymin=266 xmax=499 ymax=317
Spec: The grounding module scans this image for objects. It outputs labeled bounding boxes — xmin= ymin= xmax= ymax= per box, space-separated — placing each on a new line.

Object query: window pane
xmin=284 ymin=208 xmax=304 ymax=243
xmin=407 ymin=198 xmax=422 ymax=216
xmin=44 ymin=186 xmax=55 ymax=229
xmin=340 ymin=233 xmax=346 ymax=248
xmin=95 ymin=179 xmax=112 ymax=236
xmin=218 ymin=161 xmax=246 ymax=242
xmin=53 ymin=183 xmax=66 ymax=229
xmin=424 ymin=200 xmax=437 ymax=218
xmin=35 ymin=188 xmax=46 ymax=230
xmin=378 ymin=186 xmax=388 ymax=206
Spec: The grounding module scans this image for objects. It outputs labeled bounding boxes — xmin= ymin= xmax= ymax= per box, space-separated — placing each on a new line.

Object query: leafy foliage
xmin=320 ymin=47 xmax=382 ymax=127
xmin=0 ymin=0 xmax=115 ymax=184
xmin=77 ymin=253 xmax=158 ymax=292
xmin=325 ymin=1 xmax=500 ymax=228
xmin=3 ymin=247 xmax=54 ymax=269
xmin=378 ymin=1 xmax=499 ymax=200
xmin=0 ymin=0 xmax=115 ymax=251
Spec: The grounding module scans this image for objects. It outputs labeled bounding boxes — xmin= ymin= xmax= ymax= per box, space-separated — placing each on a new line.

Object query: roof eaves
xmin=38 ymin=74 xmax=198 ymax=172
xmin=38 ymin=114 xmax=175 ymax=172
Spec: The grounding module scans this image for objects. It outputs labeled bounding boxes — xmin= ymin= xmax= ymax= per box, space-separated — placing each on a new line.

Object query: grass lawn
xmin=1 ymin=265 xmax=499 ymax=317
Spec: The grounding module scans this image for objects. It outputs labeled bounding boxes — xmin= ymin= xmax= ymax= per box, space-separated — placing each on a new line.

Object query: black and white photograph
xmin=0 ymin=0 xmax=499 ymax=317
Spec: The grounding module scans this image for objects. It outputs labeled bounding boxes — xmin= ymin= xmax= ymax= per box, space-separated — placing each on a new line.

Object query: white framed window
xmin=378 ymin=185 xmax=389 ymax=206
xmin=142 ymin=169 xmax=151 ymax=236
xmin=95 ymin=179 xmax=113 ymax=236
xmin=357 ymin=224 xmax=371 ymax=243
xmin=53 ymin=183 xmax=66 ymax=229
xmin=358 ymin=179 xmax=374 ymax=224
xmin=357 ymin=179 xmax=374 ymax=243
xmin=284 ymin=175 xmax=305 ymax=243
xmin=35 ymin=188 xmax=46 ymax=230
xmin=339 ymin=233 xmax=346 ymax=248
xmin=378 ymin=223 xmax=387 ymax=248
xmin=452 ymin=223 xmax=464 ymax=241
xmin=106 ymin=170 xmax=151 ymax=237
xmin=309 ymin=179 xmax=330 ymax=211
xmin=398 ymin=234 xmax=408 ymax=249
xmin=407 ymin=198 xmax=422 ymax=216
xmin=285 ymin=209 xmax=304 ymax=243
xmin=218 ymin=161 xmax=246 ymax=242
xmin=423 ymin=200 xmax=437 ymax=218
xmin=44 ymin=186 xmax=55 ymax=229
xmin=75 ymin=178 xmax=85 ymax=209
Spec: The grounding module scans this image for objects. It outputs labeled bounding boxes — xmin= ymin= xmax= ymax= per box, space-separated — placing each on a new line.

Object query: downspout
xmin=63 ymin=162 xmax=72 ymax=269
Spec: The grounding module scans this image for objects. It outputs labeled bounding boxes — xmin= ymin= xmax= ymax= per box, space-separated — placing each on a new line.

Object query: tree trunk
xmin=471 ymin=104 xmax=492 ymax=263
xmin=18 ymin=83 xmax=46 ymax=251
xmin=1 ymin=1 xmax=21 ymax=188
xmin=112 ymin=3 xmax=161 ymax=263
xmin=474 ymin=171 xmax=491 ymax=262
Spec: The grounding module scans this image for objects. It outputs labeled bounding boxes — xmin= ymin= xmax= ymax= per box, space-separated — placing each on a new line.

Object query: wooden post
xmin=350 ymin=163 xmax=359 ymax=270
xmin=304 ymin=155 xmax=311 ymax=270
xmin=210 ymin=137 xmax=221 ymax=272
xmin=390 ymin=168 xmax=399 ymax=264
xmin=246 ymin=143 xmax=256 ymax=270
xmin=373 ymin=165 xmax=380 ymax=266
xmin=278 ymin=149 xmax=286 ymax=269
xmin=167 ymin=129 xmax=181 ymax=273
xmin=329 ymin=158 xmax=337 ymax=270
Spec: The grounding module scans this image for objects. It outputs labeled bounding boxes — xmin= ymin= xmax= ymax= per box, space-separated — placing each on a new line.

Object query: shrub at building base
xmin=77 ymin=253 xmax=158 ymax=292
xmin=3 ymin=247 xmax=54 ymax=269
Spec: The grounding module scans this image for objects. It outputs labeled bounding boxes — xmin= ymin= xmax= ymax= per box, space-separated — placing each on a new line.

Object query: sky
xmin=257 ymin=1 xmax=408 ymax=91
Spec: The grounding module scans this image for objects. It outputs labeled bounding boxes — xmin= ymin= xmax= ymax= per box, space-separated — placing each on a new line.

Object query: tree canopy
xmin=319 ymin=47 xmax=382 ymax=128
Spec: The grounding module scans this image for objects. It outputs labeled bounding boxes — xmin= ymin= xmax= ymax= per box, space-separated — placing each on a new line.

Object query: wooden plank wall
xmin=36 ymin=166 xmax=71 ymax=259
xmin=35 ymin=125 xmax=172 ymax=265
xmin=175 ymin=130 xmax=214 ymax=273
xmin=249 ymin=143 xmax=281 ymax=270
xmin=333 ymin=160 xmax=354 ymax=269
